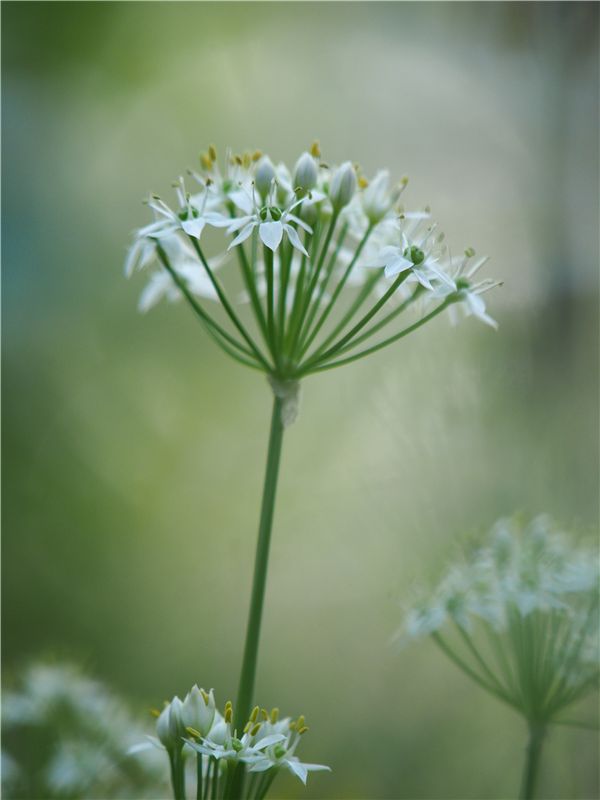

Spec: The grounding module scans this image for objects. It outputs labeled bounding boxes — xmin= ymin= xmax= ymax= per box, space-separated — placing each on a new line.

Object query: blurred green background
xmin=2 ymin=2 xmax=599 ymax=798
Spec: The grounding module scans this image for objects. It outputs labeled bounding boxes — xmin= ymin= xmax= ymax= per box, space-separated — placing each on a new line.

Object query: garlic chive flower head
xmin=125 ymin=143 xmax=499 ymax=423
xmin=135 ymin=688 xmax=329 ymax=800
xmin=399 ymin=516 xmax=599 ymax=727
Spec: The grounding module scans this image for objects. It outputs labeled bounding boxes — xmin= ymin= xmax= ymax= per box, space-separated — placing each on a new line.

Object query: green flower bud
xmin=329 ymin=162 xmax=357 ymax=211
xmin=255 ymin=156 xmax=275 ymax=200
xmin=293 ymin=152 xmax=318 ymax=193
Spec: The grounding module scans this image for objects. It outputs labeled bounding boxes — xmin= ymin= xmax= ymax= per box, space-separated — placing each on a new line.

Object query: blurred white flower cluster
xmin=132 ymin=686 xmax=329 ymax=800
xmin=400 ymin=516 xmax=599 ymax=724
xmin=125 ymin=143 xmax=499 ymax=383
xmin=2 ymin=661 xmax=165 ymax=799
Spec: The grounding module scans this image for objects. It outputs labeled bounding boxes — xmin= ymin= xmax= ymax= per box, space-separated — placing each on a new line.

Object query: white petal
xmin=283 ymin=224 xmax=308 ymax=256
xmin=384 ymin=256 xmax=412 ymax=278
xmin=411 ymin=268 xmax=434 ymax=290
xmin=253 ymin=734 xmax=286 ymax=750
xmin=247 ymin=759 xmax=272 ymax=773
xmin=181 ymin=218 xmax=206 ymax=239
xmin=286 ymin=759 xmax=308 ymax=784
xmin=203 ymin=212 xmax=233 ymax=228
xmin=138 ymin=273 xmax=171 ymax=312
xmin=286 ymin=213 xmax=312 ymax=234
xmin=228 ymin=222 xmax=256 ymax=250
xmin=229 ymin=189 xmax=253 ymax=215
xmin=227 ymin=215 xmax=254 ymax=233
xmin=259 ymin=221 xmax=283 ymax=251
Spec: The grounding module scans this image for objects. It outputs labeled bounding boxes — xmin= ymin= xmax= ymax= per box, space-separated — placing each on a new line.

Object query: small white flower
xmin=227 ymin=199 xmax=312 ymax=256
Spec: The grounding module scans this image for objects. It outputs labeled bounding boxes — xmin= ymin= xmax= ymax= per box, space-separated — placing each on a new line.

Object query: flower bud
xmin=182 ymin=685 xmax=216 ymax=738
xmin=207 ymin=716 xmax=229 ymax=746
xmin=254 ymin=156 xmax=275 ymax=200
xmin=361 ymin=170 xmax=400 ymax=224
xmin=156 ymin=696 xmax=186 ymax=749
xmin=329 ymin=162 xmax=356 ymax=211
xmin=293 ymin=152 xmax=318 ymax=193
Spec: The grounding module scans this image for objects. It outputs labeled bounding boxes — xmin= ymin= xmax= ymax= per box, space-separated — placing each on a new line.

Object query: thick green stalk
xmin=519 ymin=724 xmax=546 ymax=800
xmin=235 ymin=394 xmax=286 ymax=730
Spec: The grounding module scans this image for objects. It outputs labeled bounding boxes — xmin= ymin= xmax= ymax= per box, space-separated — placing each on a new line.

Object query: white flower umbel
xmin=125 ymin=142 xmax=499 ymax=800
xmin=399 ymin=515 xmax=599 ymax=800
xmin=125 ymin=143 xmax=499 ymax=390
xmin=138 ymin=689 xmax=330 ymax=800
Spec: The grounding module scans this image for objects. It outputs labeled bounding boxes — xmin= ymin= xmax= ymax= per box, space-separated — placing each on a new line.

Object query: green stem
xmin=197 ymin=753 xmax=204 ymax=800
xmin=303 ymin=270 xmax=411 ymax=368
xmin=188 ymin=237 xmax=272 ymax=371
xmin=300 ymin=223 xmax=372 ymax=356
xmin=519 ymin=724 xmax=546 ymax=800
xmin=302 ymin=300 xmax=452 ymax=374
xmin=234 ymin=394 xmax=286 ymax=730
xmin=155 ymin=244 xmax=262 ymax=369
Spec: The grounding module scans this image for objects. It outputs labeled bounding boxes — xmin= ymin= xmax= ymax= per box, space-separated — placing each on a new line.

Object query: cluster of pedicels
xmin=399 ymin=516 xmax=599 ymax=725
xmin=125 ymin=143 xmax=499 ymax=412
xmin=137 ymin=686 xmax=328 ymax=800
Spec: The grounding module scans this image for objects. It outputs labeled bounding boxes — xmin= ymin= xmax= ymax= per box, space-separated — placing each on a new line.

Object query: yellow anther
xmin=298 ymin=725 xmax=309 ymax=735
xmin=242 ymin=152 xmax=251 ymax=169
xmin=358 ymin=176 xmax=369 ymax=189
xmin=243 ymin=722 xmax=252 ymax=733
xmin=252 ymin=150 xmax=262 ymax=162
xmin=250 ymin=722 xmax=262 ymax=736
xmin=235 ymin=155 xmax=243 ymax=166
xmin=310 ymin=140 xmax=321 ymax=158
xmin=200 ymin=154 xmax=212 ymax=170
xmin=250 ymin=706 xmax=260 ymax=723
xmin=270 ymin=707 xmax=279 ymax=723
xmin=261 ymin=708 xmax=269 ymax=721
xmin=208 ymin=144 xmax=217 ymax=162
xmin=224 ymin=700 xmax=233 ymax=723
xmin=401 ymin=176 xmax=409 ymax=186
xmin=150 ymin=708 xmax=161 ymax=718
xmin=186 ymin=726 xmax=202 ymax=739
xmin=296 ymin=715 xmax=305 ymax=730
xmin=289 ymin=721 xmax=297 ymax=731
xmin=200 ymin=689 xmax=209 ymax=704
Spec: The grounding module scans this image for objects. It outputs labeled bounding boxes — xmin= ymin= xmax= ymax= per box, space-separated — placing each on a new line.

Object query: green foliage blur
xmin=2 ymin=3 xmax=598 ymax=798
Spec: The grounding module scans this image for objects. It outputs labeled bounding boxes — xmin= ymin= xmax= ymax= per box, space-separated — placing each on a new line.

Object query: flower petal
xmin=259 ymin=221 xmax=283 ymax=252
xmin=181 ymin=218 xmax=206 ymax=239
xmin=283 ymin=224 xmax=308 ymax=256
xmin=228 ymin=222 xmax=256 ymax=250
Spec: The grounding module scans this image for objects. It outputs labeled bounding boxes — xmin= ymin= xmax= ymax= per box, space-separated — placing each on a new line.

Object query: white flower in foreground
xmin=126 ymin=143 xmax=499 ymax=381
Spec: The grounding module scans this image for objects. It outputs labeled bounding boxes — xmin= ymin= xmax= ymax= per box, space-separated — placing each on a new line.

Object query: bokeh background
xmin=3 ymin=2 xmax=599 ymax=798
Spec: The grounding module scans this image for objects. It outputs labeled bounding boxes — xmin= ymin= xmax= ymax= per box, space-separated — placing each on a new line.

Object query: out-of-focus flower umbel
xmin=399 ymin=516 xmax=599 ymax=725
